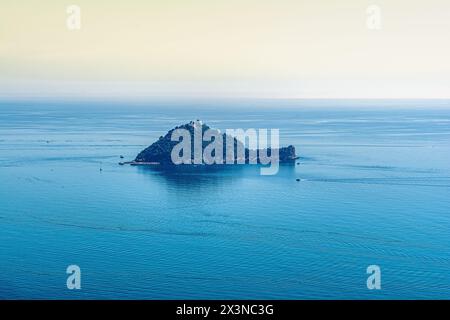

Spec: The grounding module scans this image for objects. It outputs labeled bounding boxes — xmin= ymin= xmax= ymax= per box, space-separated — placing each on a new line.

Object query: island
xmin=121 ymin=120 xmax=298 ymax=166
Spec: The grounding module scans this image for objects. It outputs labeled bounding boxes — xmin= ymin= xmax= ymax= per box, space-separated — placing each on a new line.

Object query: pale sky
xmin=0 ymin=0 xmax=449 ymax=99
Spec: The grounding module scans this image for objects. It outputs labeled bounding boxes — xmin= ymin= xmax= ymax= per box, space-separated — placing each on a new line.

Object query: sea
xmin=0 ymin=99 xmax=449 ymax=299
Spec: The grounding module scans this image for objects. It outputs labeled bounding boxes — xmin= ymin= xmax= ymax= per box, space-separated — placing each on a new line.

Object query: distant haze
xmin=1 ymin=0 xmax=449 ymax=99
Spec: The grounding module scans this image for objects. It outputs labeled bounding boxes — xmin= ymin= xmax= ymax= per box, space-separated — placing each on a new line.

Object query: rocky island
xmin=123 ymin=121 xmax=298 ymax=167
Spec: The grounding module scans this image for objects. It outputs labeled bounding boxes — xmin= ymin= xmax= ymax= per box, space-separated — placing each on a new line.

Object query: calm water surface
xmin=0 ymin=100 xmax=449 ymax=299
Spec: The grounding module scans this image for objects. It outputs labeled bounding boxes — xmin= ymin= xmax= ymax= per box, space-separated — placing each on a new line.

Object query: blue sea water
xmin=0 ymin=99 xmax=449 ymax=299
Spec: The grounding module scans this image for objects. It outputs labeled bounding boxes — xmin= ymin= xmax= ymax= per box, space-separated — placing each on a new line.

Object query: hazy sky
xmin=1 ymin=0 xmax=449 ymax=99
